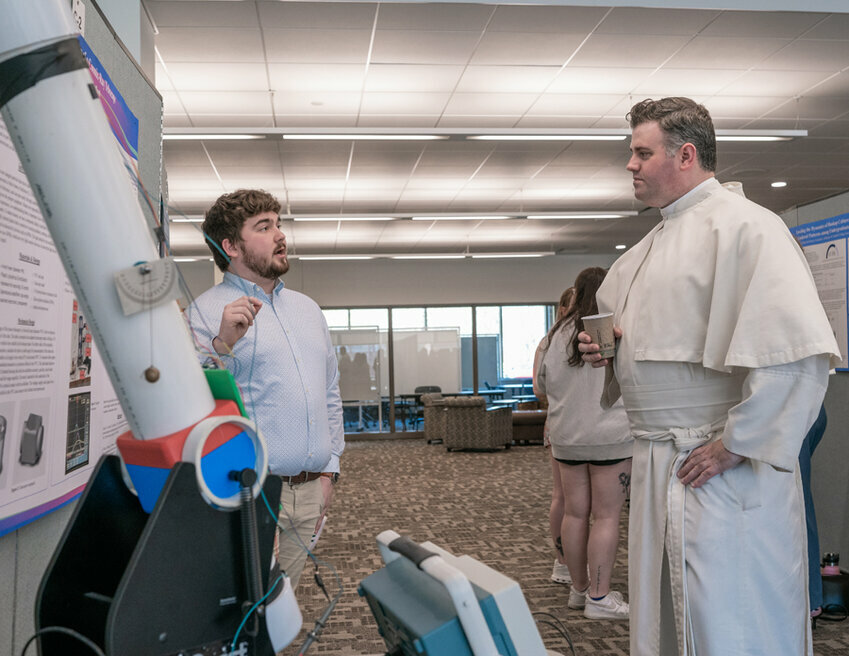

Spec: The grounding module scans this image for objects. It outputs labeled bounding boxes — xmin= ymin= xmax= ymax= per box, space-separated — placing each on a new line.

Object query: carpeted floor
xmin=281 ymin=439 xmax=848 ymax=656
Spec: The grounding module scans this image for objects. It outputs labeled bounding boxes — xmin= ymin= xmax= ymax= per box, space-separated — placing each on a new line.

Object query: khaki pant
xmin=273 ymin=477 xmax=324 ymax=590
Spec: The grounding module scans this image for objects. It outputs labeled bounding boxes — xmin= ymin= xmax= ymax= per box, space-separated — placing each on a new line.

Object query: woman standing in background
xmin=535 ymin=267 xmax=633 ymax=620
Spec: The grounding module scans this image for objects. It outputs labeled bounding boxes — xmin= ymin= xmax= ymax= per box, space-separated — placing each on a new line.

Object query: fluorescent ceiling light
xmin=296 ymin=255 xmax=374 ymax=261
xmin=526 ymin=212 xmax=637 ymax=220
xmin=471 ymin=252 xmax=553 ymax=259
xmin=171 ymin=217 xmax=204 ymax=223
xmin=714 ymin=129 xmax=805 ymax=142
xmin=291 ymin=216 xmax=395 ymax=222
xmin=411 ymin=215 xmax=509 ymax=221
xmin=162 ymin=134 xmax=264 ymax=140
xmin=282 ymin=134 xmax=447 ymax=141
xmin=771 ymin=181 xmax=788 ymax=188
xmin=469 ymin=135 xmax=625 ymax=141
xmin=391 ymin=254 xmax=466 ymax=260
xmin=716 ymin=136 xmax=791 ymax=142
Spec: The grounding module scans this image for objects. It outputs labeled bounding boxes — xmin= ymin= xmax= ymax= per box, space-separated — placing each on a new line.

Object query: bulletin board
xmin=0 ymin=1 xmax=163 ymax=535
xmin=791 ymin=212 xmax=849 ymax=371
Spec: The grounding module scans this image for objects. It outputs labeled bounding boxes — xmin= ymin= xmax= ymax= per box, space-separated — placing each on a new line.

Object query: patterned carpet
xmin=281 ymin=439 xmax=848 ymax=656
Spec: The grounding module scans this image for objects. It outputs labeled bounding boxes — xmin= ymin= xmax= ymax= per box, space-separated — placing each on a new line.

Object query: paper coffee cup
xmin=582 ymin=312 xmax=616 ymax=359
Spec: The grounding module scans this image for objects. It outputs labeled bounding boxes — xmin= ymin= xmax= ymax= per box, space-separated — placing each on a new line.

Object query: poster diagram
xmin=66 ymin=393 xmax=91 ymax=474
xmin=70 ymin=300 xmax=93 ymax=387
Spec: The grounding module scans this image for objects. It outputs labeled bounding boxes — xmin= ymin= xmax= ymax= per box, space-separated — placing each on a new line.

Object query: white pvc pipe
xmin=0 ymin=0 xmax=215 ymax=440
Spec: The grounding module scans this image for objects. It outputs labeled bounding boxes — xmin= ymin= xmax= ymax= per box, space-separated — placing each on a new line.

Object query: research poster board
xmin=791 ymin=213 xmax=849 ymax=371
xmin=0 ymin=39 xmax=136 ymax=535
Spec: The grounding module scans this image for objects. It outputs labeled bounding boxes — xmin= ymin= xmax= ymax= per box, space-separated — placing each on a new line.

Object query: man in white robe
xmin=579 ymin=97 xmax=841 ymax=656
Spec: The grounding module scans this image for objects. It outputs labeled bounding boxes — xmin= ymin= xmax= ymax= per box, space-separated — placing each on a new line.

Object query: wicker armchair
xmin=421 ymin=392 xmax=447 ymax=444
xmin=443 ymin=396 xmax=512 ymax=451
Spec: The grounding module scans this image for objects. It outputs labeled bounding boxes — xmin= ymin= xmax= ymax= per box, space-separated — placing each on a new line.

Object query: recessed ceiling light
xmin=771 ymin=181 xmax=788 ymax=188
xmin=615 ymin=244 xmax=627 ymax=250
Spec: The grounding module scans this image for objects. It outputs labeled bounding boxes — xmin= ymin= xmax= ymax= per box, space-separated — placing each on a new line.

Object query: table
xmin=490 ymin=398 xmax=518 ymax=409
xmin=500 ymin=382 xmax=533 ymax=397
xmin=342 ymin=400 xmax=382 ymax=431
xmin=454 ymin=388 xmax=505 ymax=401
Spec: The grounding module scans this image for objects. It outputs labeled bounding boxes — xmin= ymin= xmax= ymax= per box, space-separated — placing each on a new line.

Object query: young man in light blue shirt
xmin=186 ymin=189 xmax=344 ymax=589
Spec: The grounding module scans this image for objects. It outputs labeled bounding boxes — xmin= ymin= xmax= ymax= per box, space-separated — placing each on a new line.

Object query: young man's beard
xmin=241 ymin=246 xmax=289 ymax=280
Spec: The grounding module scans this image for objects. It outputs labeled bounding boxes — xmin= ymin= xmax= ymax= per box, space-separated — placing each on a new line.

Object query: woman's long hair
xmin=543 ymin=267 xmax=608 ymax=367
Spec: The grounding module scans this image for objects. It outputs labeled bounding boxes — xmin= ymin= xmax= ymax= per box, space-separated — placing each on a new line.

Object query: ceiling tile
xmin=436 ymin=115 xmax=524 ymax=128
xmin=269 ymin=64 xmax=366 ymax=92
xmin=443 ymin=93 xmax=538 ymax=115
xmin=160 ymin=63 xmax=269 ymax=91
xmin=376 ymin=3 xmax=493 ymax=31
xmin=146 ymin=1 xmax=260 ymax=28
xmin=264 ymin=29 xmax=373 ymax=63
xmin=569 ymin=34 xmax=690 ymax=68
xmin=156 ymin=28 xmax=265 ymax=62
xmin=357 ymin=114 xmax=441 ymax=127
xmin=257 ymin=2 xmax=377 ymax=29
xmin=364 ymin=64 xmax=464 ymax=92
xmin=175 ymin=90 xmax=273 ymax=115
xmin=665 ymin=36 xmax=792 ymax=69
xmin=371 ymin=30 xmax=481 ymax=65
xmin=455 ymin=66 xmax=561 ymax=93
xmin=718 ymin=70 xmax=835 ymax=96
xmin=527 ymin=93 xmax=624 ymax=116
xmin=470 ymin=32 xmax=586 ymax=66
xmin=699 ymin=11 xmax=825 ymax=39
xmin=635 ymin=68 xmax=745 ymax=96
xmin=359 ymin=92 xmax=451 ymax=114
xmin=273 ymin=91 xmax=362 ymax=114
xmin=800 ymin=14 xmax=849 ymax=40
xmin=758 ymin=40 xmax=849 ymax=72
xmin=597 ymin=7 xmax=720 ymax=35
xmin=487 ymin=5 xmax=609 ymax=33
xmin=547 ymin=67 xmax=654 ymax=94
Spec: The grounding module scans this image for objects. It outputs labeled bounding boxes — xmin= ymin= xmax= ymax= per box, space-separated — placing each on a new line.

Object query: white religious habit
xmin=596 ymin=178 xmax=841 ymax=656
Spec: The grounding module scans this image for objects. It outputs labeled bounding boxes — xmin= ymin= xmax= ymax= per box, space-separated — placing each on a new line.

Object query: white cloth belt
xmin=632 ymin=418 xmax=727 ymax=451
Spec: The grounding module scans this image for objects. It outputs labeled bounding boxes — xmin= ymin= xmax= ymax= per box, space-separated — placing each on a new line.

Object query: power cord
xmin=532 ymin=611 xmax=576 ymax=656
xmin=258 ymin=488 xmax=344 ymax=655
xmin=20 ymin=626 xmax=106 ymax=656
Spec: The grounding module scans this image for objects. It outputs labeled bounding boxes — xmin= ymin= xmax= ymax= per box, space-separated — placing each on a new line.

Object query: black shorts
xmin=555 ymin=457 xmax=629 ymax=467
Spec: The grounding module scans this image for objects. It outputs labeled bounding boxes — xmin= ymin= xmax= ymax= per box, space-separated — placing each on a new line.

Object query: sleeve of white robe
xmin=722 ymin=354 xmax=830 ymax=472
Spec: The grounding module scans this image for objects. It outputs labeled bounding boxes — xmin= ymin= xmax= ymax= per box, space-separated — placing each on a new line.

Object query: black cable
xmin=533 ymin=611 xmax=577 ymax=656
xmin=20 ymin=626 xmax=106 ymax=656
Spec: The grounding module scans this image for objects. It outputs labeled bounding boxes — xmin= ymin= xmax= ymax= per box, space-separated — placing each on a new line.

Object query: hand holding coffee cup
xmin=581 ymin=312 xmax=617 ymax=360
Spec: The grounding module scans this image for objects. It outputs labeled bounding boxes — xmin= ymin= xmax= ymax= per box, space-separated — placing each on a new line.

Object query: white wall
xmin=179 ymin=253 xmax=620 ymax=307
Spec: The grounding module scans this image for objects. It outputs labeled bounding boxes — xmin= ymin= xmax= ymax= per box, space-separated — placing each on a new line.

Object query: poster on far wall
xmin=791 ymin=213 xmax=849 ymax=371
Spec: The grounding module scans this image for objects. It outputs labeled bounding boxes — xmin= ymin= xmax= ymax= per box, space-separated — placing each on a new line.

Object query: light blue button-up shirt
xmin=186 ymin=272 xmax=343 ymax=476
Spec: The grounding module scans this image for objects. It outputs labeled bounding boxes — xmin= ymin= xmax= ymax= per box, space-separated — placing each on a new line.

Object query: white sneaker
xmin=551 ymin=559 xmax=572 ymax=585
xmin=583 ymin=590 xmax=629 ymax=620
xmin=567 ymin=585 xmax=587 ymax=610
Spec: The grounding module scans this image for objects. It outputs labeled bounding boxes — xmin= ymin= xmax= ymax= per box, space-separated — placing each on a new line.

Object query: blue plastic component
xmin=200 ymin=430 xmax=257 ymax=501
xmin=124 ymin=463 xmax=171 ymax=513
